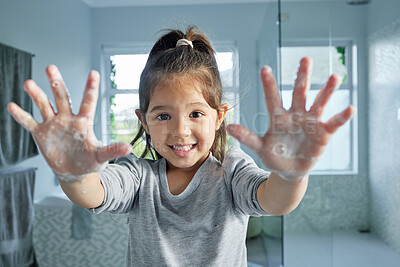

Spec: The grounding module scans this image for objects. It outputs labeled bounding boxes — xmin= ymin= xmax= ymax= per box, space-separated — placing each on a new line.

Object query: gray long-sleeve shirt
xmin=91 ymin=146 xmax=270 ymax=266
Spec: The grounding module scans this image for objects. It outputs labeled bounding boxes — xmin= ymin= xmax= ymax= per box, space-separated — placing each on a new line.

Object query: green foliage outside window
xmin=336 ymin=46 xmax=347 ymax=84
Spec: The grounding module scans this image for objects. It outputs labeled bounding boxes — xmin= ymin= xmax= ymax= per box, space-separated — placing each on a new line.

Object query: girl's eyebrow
xmin=190 ymin=102 xmax=210 ymax=109
xmin=149 ymin=105 xmax=171 ymax=113
xmin=149 ymin=102 xmax=209 ymax=113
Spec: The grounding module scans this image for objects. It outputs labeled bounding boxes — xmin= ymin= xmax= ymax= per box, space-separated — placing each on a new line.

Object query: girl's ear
xmin=216 ymin=104 xmax=228 ymax=130
xmin=135 ymin=109 xmax=149 ymax=133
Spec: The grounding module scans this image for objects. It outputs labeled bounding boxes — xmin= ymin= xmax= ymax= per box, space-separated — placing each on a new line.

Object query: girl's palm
xmin=227 ymin=58 xmax=355 ymax=180
xmin=8 ymin=65 xmax=131 ymax=181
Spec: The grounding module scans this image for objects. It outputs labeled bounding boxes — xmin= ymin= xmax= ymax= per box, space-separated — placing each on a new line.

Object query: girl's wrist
xmin=53 ymin=170 xmax=85 ymax=183
xmin=274 ymin=171 xmax=309 ymax=183
xmin=53 ymin=162 xmax=108 ymax=183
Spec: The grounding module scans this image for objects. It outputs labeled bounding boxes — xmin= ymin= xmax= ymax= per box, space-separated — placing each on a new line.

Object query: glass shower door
xmin=280 ymin=1 xmax=361 ymax=266
xmin=280 ymin=0 xmax=400 ymax=266
xmin=248 ymin=1 xmax=283 ymax=266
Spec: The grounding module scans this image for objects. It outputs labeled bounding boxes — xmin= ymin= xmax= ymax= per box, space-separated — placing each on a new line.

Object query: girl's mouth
xmin=169 ymin=144 xmax=197 ymax=157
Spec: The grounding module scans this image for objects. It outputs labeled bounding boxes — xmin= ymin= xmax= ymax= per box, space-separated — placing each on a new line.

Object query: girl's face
xmin=137 ymin=77 xmax=227 ymax=173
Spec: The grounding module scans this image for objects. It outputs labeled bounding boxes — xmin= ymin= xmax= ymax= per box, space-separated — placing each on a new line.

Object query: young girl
xmin=8 ymin=26 xmax=354 ymax=266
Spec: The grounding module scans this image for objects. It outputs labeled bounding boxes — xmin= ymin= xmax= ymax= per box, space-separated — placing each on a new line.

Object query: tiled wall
xmin=284 ymin=174 xmax=370 ymax=232
xmin=368 ymin=17 xmax=400 ymax=254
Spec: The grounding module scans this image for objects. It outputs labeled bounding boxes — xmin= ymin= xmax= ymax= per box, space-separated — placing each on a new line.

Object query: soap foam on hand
xmin=7 ymin=66 xmax=132 ymax=183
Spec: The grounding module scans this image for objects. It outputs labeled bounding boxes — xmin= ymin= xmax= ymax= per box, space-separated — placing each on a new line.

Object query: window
xmin=101 ymin=42 xmax=240 ymax=157
xmin=280 ymin=41 xmax=357 ymax=174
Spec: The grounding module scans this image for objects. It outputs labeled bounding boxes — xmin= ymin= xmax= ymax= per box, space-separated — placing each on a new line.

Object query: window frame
xmin=215 ymin=41 xmax=241 ymax=148
xmin=100 ymin=43 xmax=149 ymax=146
xmin=280 ymin=40 xmax=358 ymax=175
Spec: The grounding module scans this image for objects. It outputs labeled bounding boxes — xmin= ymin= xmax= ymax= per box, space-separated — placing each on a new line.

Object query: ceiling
xmin=82 ymin=0 xmax=346 ymax=8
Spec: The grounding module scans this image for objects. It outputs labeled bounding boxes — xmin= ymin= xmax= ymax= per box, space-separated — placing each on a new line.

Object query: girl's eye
xmin=190 ymin=112 xmax=203 ymax=118
xmin=156 ymin=114 xmax=171 ymax=121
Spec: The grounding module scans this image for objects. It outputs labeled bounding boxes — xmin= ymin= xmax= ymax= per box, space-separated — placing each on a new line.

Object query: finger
xmin=308 ymin=74 xmax=341 ymax=117
xmin=78 ymin=71 xmax=100 ymax=122
xmin=7 ymin=102 xmax=39 ymax=132
xmin=96 ymin=142 xmax=132 ymax=163
xmin=291 ymin=57 xmax=312 ymax=112
xmin=260 ymin=66 xmax=283 ymax=115
xmin=226 ymin=124 xmax=263 ymax=153
xmin=324 ymin=106 xmax=356 ymax=134
xmin=24 ymin=80 xmax=55 ymax=121
xmin=46 ymin=65 xmax=73 ymax=114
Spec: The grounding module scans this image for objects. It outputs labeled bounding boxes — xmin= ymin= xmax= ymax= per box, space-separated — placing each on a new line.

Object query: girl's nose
xmin=172 ymin=117 xmax=191 ymax=138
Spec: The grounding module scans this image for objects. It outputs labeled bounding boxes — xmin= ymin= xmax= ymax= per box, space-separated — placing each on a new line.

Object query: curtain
xmin=0 ymin=43 xmax=38 ymax=167
xmin=0 ymin=167 xmax=36 ymax=266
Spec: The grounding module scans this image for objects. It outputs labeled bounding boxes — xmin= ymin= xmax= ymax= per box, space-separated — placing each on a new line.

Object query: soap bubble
xmin=37 ymin=132 xmax=46 ymax=141
xmin=272 ymin=143 xmax=287 ymax=156
xmin=55 ymin=158 xmax=63 ymax=167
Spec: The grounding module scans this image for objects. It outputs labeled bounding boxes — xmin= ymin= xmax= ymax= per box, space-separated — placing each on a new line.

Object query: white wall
xmin=367 ymin=0 xmax=400 ymax=34
xmin=90 ymin=3 xmax=269 ymax=161
xmin=0 ymin=0 xmax=92 ymax=201
xmin=367 ymin=0 xmax=400 ymax=254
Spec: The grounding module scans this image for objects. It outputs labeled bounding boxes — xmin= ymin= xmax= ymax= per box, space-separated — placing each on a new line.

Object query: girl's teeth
xmin=173 ymin=145 xmax=193 ymax=151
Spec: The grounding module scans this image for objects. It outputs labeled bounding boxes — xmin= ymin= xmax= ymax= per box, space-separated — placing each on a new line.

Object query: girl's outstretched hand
xmin=227 ymin=57 xmax=355 ymax=181
xmin=8 ymin=65 xmax=131 ymax=182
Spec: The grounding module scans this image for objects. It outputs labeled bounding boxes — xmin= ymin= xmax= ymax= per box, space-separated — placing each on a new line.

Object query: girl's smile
xmin=169 ymin=143 xmax=197 ymax=158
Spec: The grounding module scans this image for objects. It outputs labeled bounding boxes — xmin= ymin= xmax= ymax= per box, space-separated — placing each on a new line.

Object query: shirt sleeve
xmin=223 ymin=146 xmax=271 ymax=217
xmin=89 ymin=154 xmax=142 ymax=214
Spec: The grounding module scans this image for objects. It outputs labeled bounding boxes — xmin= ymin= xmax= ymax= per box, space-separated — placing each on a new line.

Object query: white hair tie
xmin=176 ymin=39 xmax=194 ymax=48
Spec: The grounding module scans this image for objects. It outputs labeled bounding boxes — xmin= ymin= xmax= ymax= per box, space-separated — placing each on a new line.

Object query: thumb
xmin=226 ymin=124 xmax=263 ymax=153
xmin=96 ymin=142 xmax=132 ymax=163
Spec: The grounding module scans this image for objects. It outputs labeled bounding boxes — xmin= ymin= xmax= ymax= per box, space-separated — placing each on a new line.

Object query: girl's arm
xmin=256 ymin=173 xmax=308 ymax=216
xmin=8 ymin=65 xmax=131 ymax=208
xmin=59 ymin=172 xmax=105 ymax=209
xmin=227 ymin=57 xmax=355 ymax=215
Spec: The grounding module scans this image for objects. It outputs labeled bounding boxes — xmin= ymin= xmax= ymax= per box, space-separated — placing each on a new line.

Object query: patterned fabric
xmin=33 ymin=207 xmax=128 ymax=267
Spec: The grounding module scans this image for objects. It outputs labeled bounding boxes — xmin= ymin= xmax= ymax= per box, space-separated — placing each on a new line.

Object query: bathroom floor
xmin=246 ymin=229 xmax=400 ymax=267
xmin=284 ymin=230 xmax=400 ymax=267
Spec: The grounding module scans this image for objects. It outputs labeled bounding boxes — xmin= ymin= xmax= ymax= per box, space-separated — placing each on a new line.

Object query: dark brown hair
xmin=130 ymin=26 xmax=227 ymax=162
